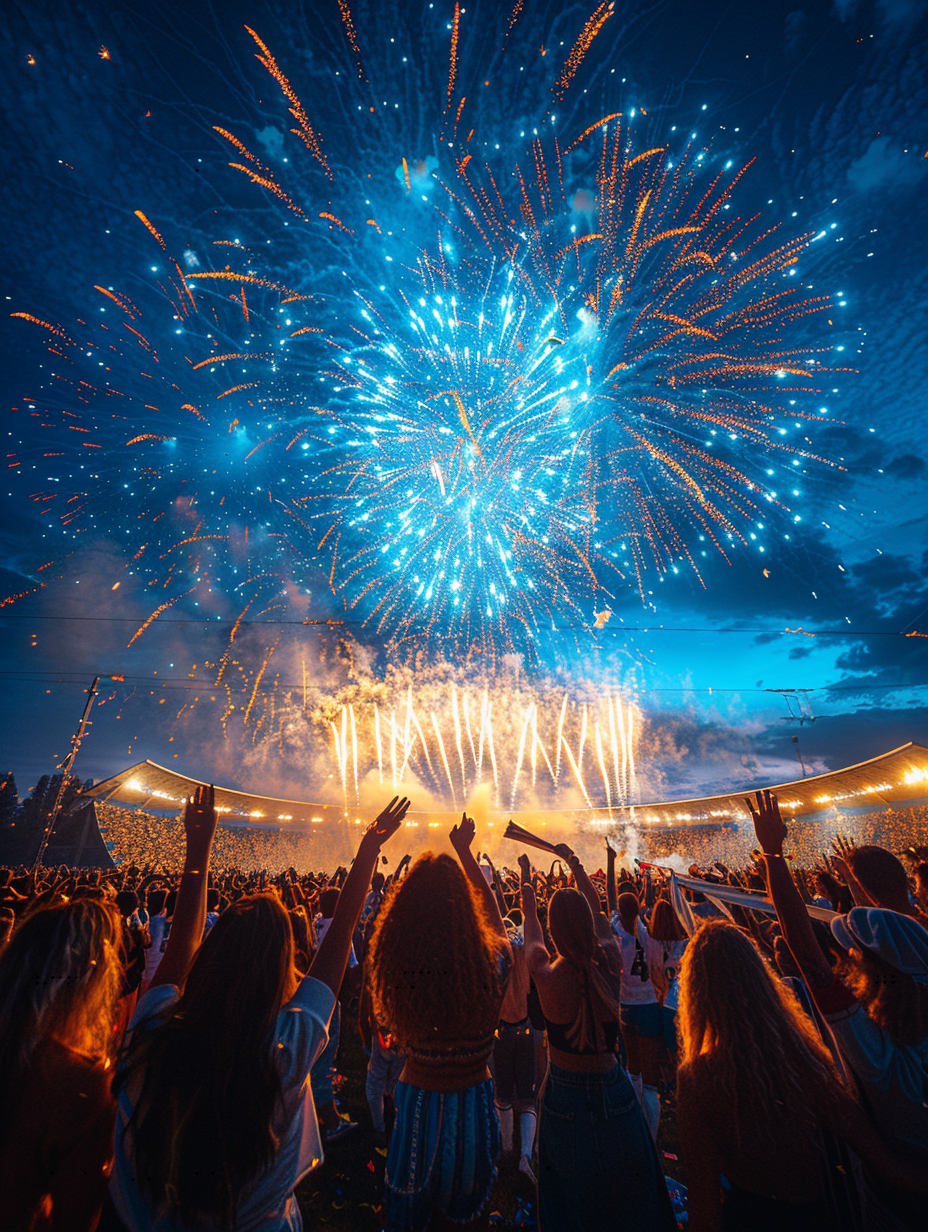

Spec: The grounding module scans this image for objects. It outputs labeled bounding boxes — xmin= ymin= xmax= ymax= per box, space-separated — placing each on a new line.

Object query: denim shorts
xmin=619 ymin=1001 xmax=663 ymax=1039
xmin=537 ymin=1064 xmax=676 ymax=1232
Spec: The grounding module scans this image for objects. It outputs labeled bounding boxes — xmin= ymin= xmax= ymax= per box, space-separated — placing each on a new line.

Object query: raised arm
xmin=605 ymin=841 xmax=618 ymax=914
xmin=150 ymin=785 xmax=218 ymax=990
xmin=520 ymin=873 xmax=552 ymax=979
xmin=747 ymin=790 xmax=832 ymax=988
xmin=309 ymin=796 xmax=409 ymax=997
xmin=450 ymin=813 xmax=507 ymax=940
xmin=556 ymin=844 xmax=612 ymax=941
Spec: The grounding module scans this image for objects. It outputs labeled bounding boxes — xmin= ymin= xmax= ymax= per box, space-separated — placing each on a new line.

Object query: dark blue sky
xmin=0 ymin=0 xmax=925 ymax=802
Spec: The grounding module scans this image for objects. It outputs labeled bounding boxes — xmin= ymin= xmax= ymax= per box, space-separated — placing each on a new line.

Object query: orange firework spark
xmin=337 ymin=1 xmax=366 ymax=79
xmin=228 ymin=163 xmax=307 ymax=217
xmin=127 ymin=589 xmax=194 ymax=648
xmin=212 ymin=126 xmax=260 ymax=162
xmin=126 ymin=434 xmax=174 ymax=446
xmin=191 ymin=351 xmax=273 ymax=370
xmin=134 ymin=210 xmax=166 ymax=249
xmin=94 ymin=285 xmax=139 ymax=316
xmin=243 ymin=644 xmax=275 ymax=725
xmin=553 ymin=2 xmax=615 ymax=100
xmin=319 ymin=211 xmax=354 ymax=234
xmin=245 ymin=25 xmax=331 ymax=178
xmin=186 ymin=271 xmax=308 ymax=299
xmin=0 ymin=585 xmax=43 ymax=609
xmin=9 ymin=313 xmax=73 ymax=344
xmin=216 ymin=383 xmax=260 ymax=399
xmin=447 ymin=2 xmax=461 ymax=105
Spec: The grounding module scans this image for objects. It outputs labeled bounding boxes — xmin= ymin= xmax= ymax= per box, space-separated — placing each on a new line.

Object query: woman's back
xmin=677 ymin=1051 xmax=829 ymax=1205
xmin=369 ymin=851 xmax=509 ymax=1092
xmin=112 ymin=974 xmax=335 ymax=1232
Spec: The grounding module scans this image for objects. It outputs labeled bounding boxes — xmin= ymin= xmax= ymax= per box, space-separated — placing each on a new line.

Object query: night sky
xmin=0 ymin=0 xmax=925 ymax=805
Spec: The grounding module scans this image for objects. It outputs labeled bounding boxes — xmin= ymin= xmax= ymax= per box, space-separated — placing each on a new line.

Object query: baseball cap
xmin=831 ymin=907 xmax=928 ymax=984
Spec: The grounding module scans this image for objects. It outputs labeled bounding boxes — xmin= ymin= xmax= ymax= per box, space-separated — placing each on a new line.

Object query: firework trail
xmin=10 ymin=0 xmax=844 ymax=670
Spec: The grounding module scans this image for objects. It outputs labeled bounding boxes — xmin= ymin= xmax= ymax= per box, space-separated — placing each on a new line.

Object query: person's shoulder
xmin=282 ymin=974 xmax=337 ymax=1021
xmin=130 ymin=983 xmax=179 ymax=1030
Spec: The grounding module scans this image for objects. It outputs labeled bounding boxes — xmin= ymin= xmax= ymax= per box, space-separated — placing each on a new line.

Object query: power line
xmin=0 ymin=612 xmax=924 ymax=637
xmin=1 ymin=671 xmax=925 ymax=696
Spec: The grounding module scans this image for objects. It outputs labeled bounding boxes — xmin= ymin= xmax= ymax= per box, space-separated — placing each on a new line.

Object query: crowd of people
xmin=1 ymin=790 xmax=926 ymax=1231
xmin=95 ymin=802 xmax=316 ymax=872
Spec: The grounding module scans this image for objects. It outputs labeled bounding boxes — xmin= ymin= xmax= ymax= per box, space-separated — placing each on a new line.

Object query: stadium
xmin=38 ymin=741 xmax=928 ymax=871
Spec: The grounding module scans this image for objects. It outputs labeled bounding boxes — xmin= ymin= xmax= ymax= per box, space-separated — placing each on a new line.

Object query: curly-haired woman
xmin=0 ymin=895 xmax=124 ymax=1230
xmin=367 ymin=814 xmax=511 ymax=1232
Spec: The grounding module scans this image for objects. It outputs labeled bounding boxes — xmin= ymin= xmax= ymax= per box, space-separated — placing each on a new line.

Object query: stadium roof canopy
xmin=84 ymin=744 xmax=928 ymax=828
xmin=606 ymin=741 xmax=928 ymax=828
xmin=85 ymin=760 xmax=337 ymax=826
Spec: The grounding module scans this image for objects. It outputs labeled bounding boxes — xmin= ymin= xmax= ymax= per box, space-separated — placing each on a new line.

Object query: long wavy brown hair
xmin=840 ymin=946 xmax=928 ymax=1048
xmin=678 ymin=919 xmax=847 ymax=1149
xmin=0 ymin=899 xmax=123 ymax=1129
xmin=368 ymin=853 xmax=507 ymax=1050
xmin=547 ymin=887 xmax=621 ymax=1052
xmin=117 ymin=892 xmax=299 ymax=1228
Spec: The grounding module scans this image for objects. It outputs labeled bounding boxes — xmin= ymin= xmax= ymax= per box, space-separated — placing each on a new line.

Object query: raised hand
xmin=182 ymin=785 xmax=218 ymax=866
xmin=832 ymin=833 xmax=855 ymax=861
xmin=746 ymin=789 xmax=786 ymax=856
xmin=449 ymin=812 xmax=476 ymax=854
xmin=364 ymin=797 xmax=410 ymax=848
xmin=831 ymin=854 xmax=854 ymax=886
xmin=518 ymin=853 xmax=532 ymax=884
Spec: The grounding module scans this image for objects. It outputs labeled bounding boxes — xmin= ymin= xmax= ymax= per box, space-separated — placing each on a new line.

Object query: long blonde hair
xmin=677 ymin=920 xmax=846 ymax=1148
xmin=0 ymin=899 xmax=123 ymax=1126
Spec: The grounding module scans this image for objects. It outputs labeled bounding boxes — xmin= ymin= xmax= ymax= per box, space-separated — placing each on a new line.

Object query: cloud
xmin=785 ymin=10 xmax=807 ymax=57
xmin=833 ymin=0 xmax=925 ymax=29
xmin=847 ymin=137 xmax=928 ymax=193
xmin=885 ymin=454 xmax=926 ymax=479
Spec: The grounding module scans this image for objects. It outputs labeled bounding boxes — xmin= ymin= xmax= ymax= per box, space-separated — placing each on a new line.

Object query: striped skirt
xmin=384 ymin=1077 xmax=500 ymax=1231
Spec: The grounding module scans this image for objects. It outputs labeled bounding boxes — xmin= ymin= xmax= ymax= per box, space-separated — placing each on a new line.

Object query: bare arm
xmin=450 ymin=813 xmax=507 ymax=940
xmin=521 ymin=878 xmax=552 ymax=980
xmin=831 ymin=854 xmax=874 ymax=908
xmin=747 ymin=791 xmax=832 ymax=988
xmin=557 ymin=844 xmax=613 ymax=942
xmin=150 ymin=785 xmax=218 ymax=990
xmin=606 ymin=842 xmax=617 ymax=914
xmin=309 ymin=797 xmax=409 ymax=998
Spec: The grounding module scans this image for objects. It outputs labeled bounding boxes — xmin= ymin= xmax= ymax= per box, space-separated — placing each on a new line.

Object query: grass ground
xmin=297 ymin=1025 xmax=686 ymax=1229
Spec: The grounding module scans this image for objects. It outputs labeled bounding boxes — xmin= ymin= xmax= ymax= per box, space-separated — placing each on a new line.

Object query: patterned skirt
xmin=384 ymin=1077 xmax=500 ymax=1231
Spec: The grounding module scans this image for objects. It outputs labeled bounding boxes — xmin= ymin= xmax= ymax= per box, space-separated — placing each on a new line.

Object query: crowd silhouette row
xmin=1 ymin=788 xmax=927 ymax=1231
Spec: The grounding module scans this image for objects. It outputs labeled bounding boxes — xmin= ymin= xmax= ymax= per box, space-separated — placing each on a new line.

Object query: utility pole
xmin=791 ymin=734 xmax=808 ymax=779
xmin=32 ymin=676 xmax=100 ymax=869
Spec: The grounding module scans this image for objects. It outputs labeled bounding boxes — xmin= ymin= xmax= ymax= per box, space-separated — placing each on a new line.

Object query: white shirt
xmin=111 ymin=976 xmax=336 ymax=1231
xmin=141 ymin=913 xmax=168 ymax=988
xmin=609 ymin=911 xmax=658 ymax=1005
xmin=651 ymin=938 xmax=688 ymax=1012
